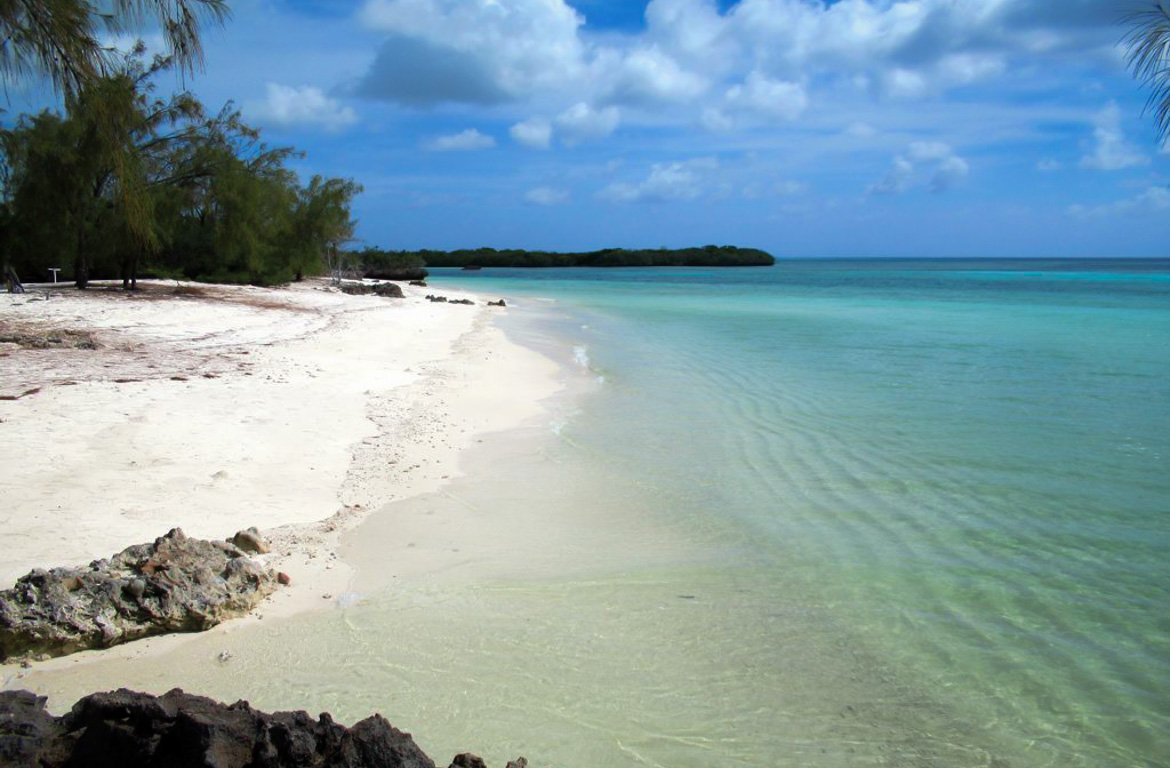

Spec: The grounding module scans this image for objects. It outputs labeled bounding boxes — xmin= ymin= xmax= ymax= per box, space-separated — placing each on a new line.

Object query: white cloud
xmin=775 ymin=180 xmax=806 ymax=196
xmin=525 ymin=186 xmax=570 ymax=205
xmin=870 ymin=141 xmax=969 ymax=195
xmin=600 ymin=157 xmax=719 ymax=203
xmin=724 ymin=71 xmax=807 ymax=121
xmin=930 ymin=154 xmax=970 ymax=192
xmin=845 ymin=122 xmax=877 ymax=139
xmin=346 ymin=0 xmax=1131 ymax=153
xmin=554 ymin=102 xmax=620 ymax=145
xmin=1080 ymin=102 xmax=1148 ymax=171
xmin=1069 ymin=186 xmax=1170 ymax=217
xmin=907 ymin=141 xmax=955 ymax=163
xmin=701 ymin=107 xmax=735 ymax=132
xmin=425 ymin=128 xmax=496 ymax=151
xmin=869 ymin=156 xmax=916 ymax=195
xmin=357 ymin=0 xmax=586 ymax=104
xmin=252 ymin=83 xmax=357 ymax=130
xmin=605 ymin=45 xmax=710 ymax=104
xmin=510 ymin=118 xmax=552 ymax=149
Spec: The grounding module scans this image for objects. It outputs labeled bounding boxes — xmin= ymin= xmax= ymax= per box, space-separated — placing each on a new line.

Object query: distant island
xmin=349 ymin=245 xmax=774 ymax=278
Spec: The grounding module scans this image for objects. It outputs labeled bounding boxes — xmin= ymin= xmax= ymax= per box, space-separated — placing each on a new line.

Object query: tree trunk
xmin=75 ymin=223 xmax=89 ymax=290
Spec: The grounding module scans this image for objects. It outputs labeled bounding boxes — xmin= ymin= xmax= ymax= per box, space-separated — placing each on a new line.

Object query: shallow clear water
xmin=139 ymin=260 xmax=1168 ymax=767
xmin=410 ymin=260 xmax=1170 ymax=766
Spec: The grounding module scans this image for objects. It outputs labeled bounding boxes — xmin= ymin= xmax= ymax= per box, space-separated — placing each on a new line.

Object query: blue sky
xmin=11 ymin=0 xmax=1170 ymax=257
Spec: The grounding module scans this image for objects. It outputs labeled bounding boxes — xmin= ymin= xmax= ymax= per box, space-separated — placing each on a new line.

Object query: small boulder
xmin=230 ymin=528 xmax=270 ymax=555
xmin=450 ymin=755 xmax=488 ymax=768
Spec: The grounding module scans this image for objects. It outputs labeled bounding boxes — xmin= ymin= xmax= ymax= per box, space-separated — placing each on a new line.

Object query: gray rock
xmin=0 ymin=528 xmax=278 ymax=662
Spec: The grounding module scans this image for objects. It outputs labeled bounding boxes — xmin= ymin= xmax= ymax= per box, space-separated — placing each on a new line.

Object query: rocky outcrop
xmin=0 ymin=528 xmax=277 ymax=662
xmin=339 ymin=282 xmax=405 ymax=298
xmin=424 ymin=296 xmax=474 ymax=306
xmin=0 ymin=688 xmax=526 ymax=768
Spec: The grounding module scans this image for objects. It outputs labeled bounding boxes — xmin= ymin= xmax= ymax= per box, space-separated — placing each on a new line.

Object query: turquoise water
xmin=125 ymin=260 xmax=1168 ymax=766
xmin=417 ymin=260 xmax=1170 ymax=766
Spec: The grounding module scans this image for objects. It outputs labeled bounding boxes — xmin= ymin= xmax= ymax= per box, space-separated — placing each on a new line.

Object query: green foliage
xmin=0 ymin=53 xmax=361 ymax=289
xmin=0 ymin=0 xmax=230 ymax=95
xmin=344 ymin=247 xmax=427 ymax=280
xmin=407 ymin=245 xmax=775 ymax=269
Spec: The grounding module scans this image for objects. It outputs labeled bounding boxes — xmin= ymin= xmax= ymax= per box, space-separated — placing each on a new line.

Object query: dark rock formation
xmin=339 ymin=282 xmax=405 ymax=298
xmin=374 ymin=283 xmax=405 ymax=298
xmin=0 ymin=529 xmax=277 ymax=662
xmin=486 ymin=300 xmax=506 ymax=308
xmin=409 ymin=280 xmax=428 ymax=287
xmin=424 ymin=295 xmax=474 ymax=306
xmin=0 ymin=689 xmax=527 ymax=768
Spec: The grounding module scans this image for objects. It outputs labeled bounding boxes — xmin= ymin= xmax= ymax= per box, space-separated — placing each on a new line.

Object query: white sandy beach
xmin=0 ymin=279 xmax=562 ymax=703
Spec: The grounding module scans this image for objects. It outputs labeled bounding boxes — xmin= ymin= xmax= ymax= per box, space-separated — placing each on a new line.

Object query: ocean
xmin=238 ymin=260 xmax=1170 ymax=766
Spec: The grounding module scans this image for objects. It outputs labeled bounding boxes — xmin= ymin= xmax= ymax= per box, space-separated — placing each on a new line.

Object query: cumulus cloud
xmin=510 ymin=117 xmax=553 ymax=149
xmin=600 ymin=157 xmax=719 ymax=203
xmin=869 ymin=141 xmax=969 ymax=195
xmin=554 ymin=102 xmax=620 ymax=145
xmin=604 ymin=44 xmax=710 ymax=104
xmin=1080 ymin=102 xmax=1148 ymax=171
xmin=424 ymin=128 xmax=496 ymax=151
xmin=724 ymin=71 xmax=808 ymax=121
xmin=250 ymin=83 xmax=357 ymax=130
xmin=342 ymin=0 xmax=1133 ymax=156
xmin=525 ymin=186 xmax=570 ymax=205
xmin=356 ymin=35 xmax=509 ymax=105
xmin=356 ymin=0 xmax=585 ymax=104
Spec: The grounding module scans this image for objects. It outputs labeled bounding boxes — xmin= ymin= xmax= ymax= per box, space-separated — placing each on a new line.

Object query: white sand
xmin=0 ymin=279 xmax=562 ymax=694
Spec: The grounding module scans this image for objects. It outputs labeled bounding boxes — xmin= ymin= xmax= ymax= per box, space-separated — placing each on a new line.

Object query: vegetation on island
xmin=0 ymin=3 xmax=360 ymax=290
xmin=353 ymin=245 xmax=775 ymax=270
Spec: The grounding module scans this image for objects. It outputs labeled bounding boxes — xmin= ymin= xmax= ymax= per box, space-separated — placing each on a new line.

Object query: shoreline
xmin=0 ymin=278 xmax=564 ymax=702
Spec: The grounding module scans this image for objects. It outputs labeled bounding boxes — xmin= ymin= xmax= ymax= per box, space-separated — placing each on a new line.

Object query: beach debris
xmin=0 ymin=687 xmax=454 ymax=768
xmin=230 ymin=527 xmax=271 ymax=555
xmin=277 ymin=571 xmax=292 ymax=586
xmin=0 ymin=529 xmax=278 ymax=662
xmin=0 ymin=327 xmax=99 ymax=350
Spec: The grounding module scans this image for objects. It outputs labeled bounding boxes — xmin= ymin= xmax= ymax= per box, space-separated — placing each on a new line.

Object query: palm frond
xmin=1123 ymin=1 xmax=1170 ymax=142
